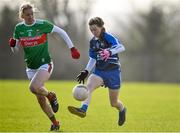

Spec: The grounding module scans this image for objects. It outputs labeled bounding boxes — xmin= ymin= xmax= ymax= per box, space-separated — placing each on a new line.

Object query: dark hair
xmin=88 ymin=17 xmax=104 ymax=27
xmin=89 ymin=17 xmax=106 ymax=40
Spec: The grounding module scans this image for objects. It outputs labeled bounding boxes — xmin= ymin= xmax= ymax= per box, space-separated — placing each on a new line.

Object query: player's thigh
xmin=87 ymin=74 xmax=103 ymax=92
xmin=30 ymin=69 xmax=51 ymax=88
xmin=30 ymin=63 xmax=53 ymax=87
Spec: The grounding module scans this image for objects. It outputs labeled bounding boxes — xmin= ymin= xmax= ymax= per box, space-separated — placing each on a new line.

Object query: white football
xmin=72 ymin=84 xmax=88 ymax=101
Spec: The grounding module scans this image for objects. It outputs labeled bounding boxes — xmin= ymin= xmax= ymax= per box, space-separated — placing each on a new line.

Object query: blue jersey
xmin=89 ymin=32 xmax=121 ymax=71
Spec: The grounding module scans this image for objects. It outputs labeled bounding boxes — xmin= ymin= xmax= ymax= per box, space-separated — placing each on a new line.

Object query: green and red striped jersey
xmin=13 ymin=19 xmax=54 ymax=69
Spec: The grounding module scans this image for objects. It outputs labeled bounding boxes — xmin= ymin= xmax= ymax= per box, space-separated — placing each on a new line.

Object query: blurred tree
xmin=0 ymin=6 xmax=25 ymax=79
xmin=0 ymin=0 xmax=94 ymax=80
xmin=38 ymin=0 xmax=93 ymax=79
xmin=117 ymin=4 xmax=180 ymax=82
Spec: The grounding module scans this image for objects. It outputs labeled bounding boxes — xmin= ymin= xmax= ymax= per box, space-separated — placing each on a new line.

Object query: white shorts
xmin=26 ymin=62 xmax=54 ymax=80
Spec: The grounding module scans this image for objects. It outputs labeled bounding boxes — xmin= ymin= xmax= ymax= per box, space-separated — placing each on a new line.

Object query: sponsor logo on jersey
xmin=20 ymin=34 xmax=47 ymax=47
xmin=20 ymin=32 xmax=24 ymax=35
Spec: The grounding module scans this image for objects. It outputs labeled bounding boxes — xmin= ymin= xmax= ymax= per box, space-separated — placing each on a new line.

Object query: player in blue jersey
xmin=68 ymin=17 xmax=126 ymax=126
xmin=8 ymin=2 xmax=80 ymax=131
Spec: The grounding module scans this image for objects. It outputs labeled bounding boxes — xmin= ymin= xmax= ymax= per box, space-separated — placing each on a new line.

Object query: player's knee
xmin=110 ymin=101 xmax=118 ymax=108
xmin=29 ymin=84 xmax=37 ymax=94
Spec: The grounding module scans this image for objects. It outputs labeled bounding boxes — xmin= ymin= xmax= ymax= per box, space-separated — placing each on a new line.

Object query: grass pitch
xmin=0 ymin=80 xmax=179 ymax=132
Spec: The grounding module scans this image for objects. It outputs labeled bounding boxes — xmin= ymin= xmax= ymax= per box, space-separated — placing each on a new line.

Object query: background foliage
xmin=0 ymin=0 xmax=180 ymax=82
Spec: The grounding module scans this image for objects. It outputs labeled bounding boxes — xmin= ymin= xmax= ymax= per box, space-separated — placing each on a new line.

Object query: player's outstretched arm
xmin=52 ymin=25 xmax=80 ymax=59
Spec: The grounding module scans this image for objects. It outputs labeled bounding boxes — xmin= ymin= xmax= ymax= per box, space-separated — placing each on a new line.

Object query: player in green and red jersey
xmin=8 ymin=2 xmax=80 ymax=131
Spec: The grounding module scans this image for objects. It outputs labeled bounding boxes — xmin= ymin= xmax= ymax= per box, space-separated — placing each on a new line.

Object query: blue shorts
xmin=93 ymin=68 xmax=121 ymax=89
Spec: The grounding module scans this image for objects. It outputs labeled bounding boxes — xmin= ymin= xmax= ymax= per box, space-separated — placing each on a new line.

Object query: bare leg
xmin=82 ymin=74 xmax=103 ymax=105
xmin=36 ymin=94 xmax=54 ymax=117
xmin=109 ymin=89 xmax=126 ymax=126
xmin=28 ymin=69 xmax=59 ymax=129
xmin=108 ymin=89 xmax=124 ymax=111
xmin=29 ymin=69 xmax=50 ymax=96
xmin=67 ymin=74 xmax=103 ymax=118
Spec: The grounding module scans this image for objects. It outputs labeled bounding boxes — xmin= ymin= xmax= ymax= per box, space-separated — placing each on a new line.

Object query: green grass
xmin=0 ymin=80 xmax=180 ymax=132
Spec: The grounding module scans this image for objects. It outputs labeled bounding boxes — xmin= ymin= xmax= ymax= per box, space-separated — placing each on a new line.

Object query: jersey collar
xmin=94 ymin=37 xmax=99 ymax=40
xmin=23 ymin=19 xmax=36 ymax=27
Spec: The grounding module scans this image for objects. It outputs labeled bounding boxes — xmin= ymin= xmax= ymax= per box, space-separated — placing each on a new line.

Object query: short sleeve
xmin=104 ymin=32 xmax=121 ymax=46
xmin=43 ymin=20 xmax=54 ymax=33
xmin=89 ymin=48 xmax=96 ymax=59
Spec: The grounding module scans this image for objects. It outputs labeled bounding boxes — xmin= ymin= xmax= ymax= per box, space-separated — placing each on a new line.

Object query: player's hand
xmin=9 ymin=37 xmax=16 ymax=47
xmin=71 ymin=47 xmax=80 ymax=59
xmin=99 ymin=49 xmax=111 ymax=61
xmin=76 ymin=70 xmax=89 ymax=84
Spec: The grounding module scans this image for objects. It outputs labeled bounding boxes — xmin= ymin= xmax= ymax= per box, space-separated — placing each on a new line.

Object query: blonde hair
xmin=19 ymin=2 xmax=35 ymax=19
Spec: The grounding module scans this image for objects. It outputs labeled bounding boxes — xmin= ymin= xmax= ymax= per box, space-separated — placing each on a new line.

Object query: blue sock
xmin=80 ymin=104 xmax=88 ymax=112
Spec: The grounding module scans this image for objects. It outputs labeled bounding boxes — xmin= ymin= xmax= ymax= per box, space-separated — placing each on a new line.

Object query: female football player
xmin=68 ymin=17 xmax=126 ymax=126
xmin=9 ymin=2 xmax=80 ymax=131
